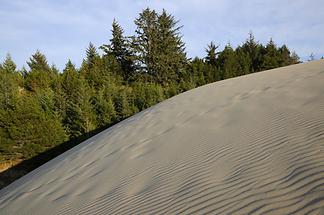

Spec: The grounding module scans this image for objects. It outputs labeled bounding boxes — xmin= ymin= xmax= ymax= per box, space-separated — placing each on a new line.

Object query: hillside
xmin=0 ymin=60 xmax=323 ymax=214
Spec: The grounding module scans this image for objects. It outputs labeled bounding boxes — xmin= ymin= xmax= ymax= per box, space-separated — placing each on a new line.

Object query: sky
xmin=1 ymin=0 xmax=324 ymax=70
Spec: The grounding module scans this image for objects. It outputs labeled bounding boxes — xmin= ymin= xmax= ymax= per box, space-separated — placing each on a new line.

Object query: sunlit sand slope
xmin=0 ymin=60 xmax=324 ymax=214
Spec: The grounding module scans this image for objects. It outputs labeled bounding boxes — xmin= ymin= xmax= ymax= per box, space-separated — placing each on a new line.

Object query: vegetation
xmin=0 ymin=8 xmax=300 ymax=186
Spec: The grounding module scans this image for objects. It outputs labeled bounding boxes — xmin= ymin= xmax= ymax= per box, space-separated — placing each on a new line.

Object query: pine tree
xmin=133 ymin=8 xmax=159 ymax=75
xmin=155 ymin=9 xmax=187 ymax=84
xmin=81 ymin=43 xmax=102 ymax=87
xmin=205 ymin=42 xmax=219 ymax=66
xmin=113 ymin=88 xmax=133 ymax=121
xmin=189 ymin=57 xmax=206 ymax=86
xmin=261 ymin=38 xmax=280 ymax=70
xmin=0 ymin=58 xmax=19 ymax=109
xmin=133 ymin=82 xmax=164 ymax=111
xmin=218 ymin=44 xmax=238 ymax=79
xmin=132 ymin=8 xmax=186 ymax=84
xmin=278 ymin=45 xmax=291 ymax=66
xmin=91 ymin=89 xmax=116 ymax=127
xmin=62 ymin=60 xmax=96 ymax=138
xmin=86 ymin=43 xmax=99 ymax=67
xmin=25 ymin=51 xmax=55 ymax=92
xmin=27 ymin=50 xmax=51 ymax=72
xmin=2 ymin=54 xmax=16 ymax=74
xmin=52 ymin=73 xmax=66 ymax=121
xmin=241 ymin=32 xmax=262 ymax=72
xmin=204 ymin=42 xmax=221 ymax=82
xmin=235 ymin=46 xmax=251 ymax=76
xmin=0 ymin=95 xmax=66 ymax=158
xmin=100 ymin=19 xmax=134 ymax=79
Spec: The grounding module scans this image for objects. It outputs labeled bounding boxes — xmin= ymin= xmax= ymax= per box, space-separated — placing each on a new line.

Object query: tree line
xmin=0 ymin=8 xmax=300 ymax=166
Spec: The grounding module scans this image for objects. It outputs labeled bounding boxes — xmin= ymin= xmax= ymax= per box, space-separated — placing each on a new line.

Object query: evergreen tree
xmin=112 ymin=88 xmax=133 ymax=121
xmin=86 ymin=43 xmax=99 ymax=67
xmin=189 ymin=57 xmax=207 ymax=86
xmin=91 ymin=89 xmax=116 ymax=127
xmin=155 ymin=9 xmax=187 ymax=84
xmin=52 ymin=73 xmax=66 ymax=121
xmin=100 ymin=19 xmax=134 ymax=79
xmin=0 ymin=95 xmax=66 ymax=158
xmin=81 ymin=43 xmax=102 ymax=88
xmin=25 ymin=51 xmax=55 ymax=92
xmin=133 ymin=8 xmax=186 ymax=84
xmin=0 ymin=54 xmax=22 ymax=109
xmin=2 ymin=54 xmax=16 ymax=74
xmin=261 ymin=39 xmax=280 ymax=70
xmin=241 ymin=32 xmax=262 ymax=72
xmin=132 ymin=8 xmax=159 ymax=75
xmin=133 ymin=82 xmax=164 ymax=111
xmin=27 ymin=50 xmax=51 ymax=72
xmin=205 ymin=42 xmax=219 ymax=66
xmin=0 ymin=61 xmax=19 ymax=110
xmin=278 ymin=45 xmax=292 ymax=66
xmin=62 ymin=60 xmax=96 ymax=138
xmin=218 ymin=44 xmax=238 ymax=79
xmin=204 ymin=42 xmax=221 ymax=82
xmin=235 ymin=46 xmax=252 ymax=76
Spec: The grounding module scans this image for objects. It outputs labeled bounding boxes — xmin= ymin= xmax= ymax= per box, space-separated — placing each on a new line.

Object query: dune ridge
xmin=0 ymin=60 xmax=324 ymax=214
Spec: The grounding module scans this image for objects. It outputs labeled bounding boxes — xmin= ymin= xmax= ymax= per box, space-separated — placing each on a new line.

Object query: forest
xmin=0 ymin=8 xmax=300 ymax=182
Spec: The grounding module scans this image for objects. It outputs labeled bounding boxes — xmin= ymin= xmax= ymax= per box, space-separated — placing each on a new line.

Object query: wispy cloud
xmin=1 ymin=0 xmax=323 ymax=70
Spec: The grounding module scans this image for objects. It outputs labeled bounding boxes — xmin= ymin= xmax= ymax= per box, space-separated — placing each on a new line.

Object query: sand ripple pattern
xmin=0 ymin=61 xmax=324 ymax=214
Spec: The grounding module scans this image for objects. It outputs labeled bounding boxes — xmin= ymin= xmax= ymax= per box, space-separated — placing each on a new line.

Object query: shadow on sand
xmin=0 ymin=124 xmax=112 ymax=190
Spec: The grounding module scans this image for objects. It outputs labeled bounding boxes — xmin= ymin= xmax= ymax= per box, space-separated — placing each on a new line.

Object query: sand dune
xmin=0 ymin=60 xmax=324 ymax=214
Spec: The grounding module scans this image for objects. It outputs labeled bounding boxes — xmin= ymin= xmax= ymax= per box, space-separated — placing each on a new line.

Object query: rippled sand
xmin=0 ymin=60 xmax=324 ymax=214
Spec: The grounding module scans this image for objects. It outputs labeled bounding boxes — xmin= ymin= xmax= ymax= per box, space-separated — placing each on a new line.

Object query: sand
xmin=0 ymin=60 xmax=323 ymax=214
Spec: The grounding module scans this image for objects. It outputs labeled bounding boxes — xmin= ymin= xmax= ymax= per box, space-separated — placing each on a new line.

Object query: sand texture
xmin=0 ymin=61 xmax=324 ymax=214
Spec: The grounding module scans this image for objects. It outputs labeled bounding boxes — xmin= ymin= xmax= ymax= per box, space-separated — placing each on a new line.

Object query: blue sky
xmin=1 ymin=0 xmax=323 ymax=70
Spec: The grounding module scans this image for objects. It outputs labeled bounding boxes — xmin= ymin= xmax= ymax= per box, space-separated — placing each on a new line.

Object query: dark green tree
xmin=112 ymin=87 xmax=134 ymax=121
xmin=235 ymin=46 xmax=252 ymax=76
xmin=155 ymin=9 xmax=187 ymax=84
xmin=91 ymin=88 xmax=116 ymax=127
xmin=204 ymin=42 xmax=221 ymax=82
xmin=2 ymin=54 xmax=17 ymax=74
xmin=241 ymin=32 xmax=263 ymax=72
xmin=133 ymin=82 xmax=164 ymax=111
xmin=62 ymin=60 xmax=96 ymax=138
xmin=86 ymin=43 xmax=99 ymax=67
xmin=189 ymin=57 xmax=207 ymax=86
xmin=205 ymin=42 xmax=219 ymax=66
xmin=0 ymin=95 xmax=66 ymax=159
xmin=132 ymin=8 xmax=186 ymax=84
xmin=25 ymin=51 xmax=56 ymax=92
xmin=261 ymin=39 xmax=280 ymax=70
xmin=0 ymin=56 xmax=19 ymax=110
xmin=100 ymin=19 xmax=134 ymax=80
xmin=27 ymin=50 xmax=51 ymax=72
xmin=218 ymin=44 xmax=238 ymax=79
xmin=132 ymin=8 xmax=159 ymax=75
xmin=80 ymin=43 xmax=103 ymax=88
